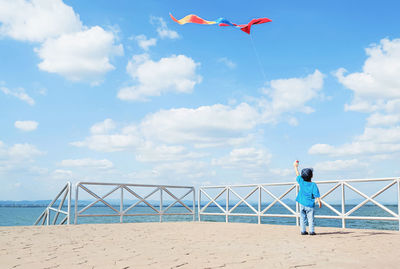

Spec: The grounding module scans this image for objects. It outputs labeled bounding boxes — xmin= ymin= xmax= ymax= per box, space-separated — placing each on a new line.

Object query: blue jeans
xmin=299 ymin=204 xmax=315 ymax=233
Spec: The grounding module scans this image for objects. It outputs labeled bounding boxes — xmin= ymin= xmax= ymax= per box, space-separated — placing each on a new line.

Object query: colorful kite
xmin=169 ymin=13 xmax=271 ymax=34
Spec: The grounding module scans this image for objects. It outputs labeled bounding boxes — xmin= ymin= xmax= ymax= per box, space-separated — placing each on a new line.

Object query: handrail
xmin=199 ymin=177 xmax=400 ymax=231
xmin=33 ymin=177 xmax=399 ymax=230
xmin=74 ymin=182 xmax=195 ymax=224
xmin=34 ymin=182 xmax=71 ymax=225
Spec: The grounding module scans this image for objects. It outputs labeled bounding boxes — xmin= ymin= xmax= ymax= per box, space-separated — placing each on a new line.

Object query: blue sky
xmin=1 ymin=0 xmax=400 ymax=200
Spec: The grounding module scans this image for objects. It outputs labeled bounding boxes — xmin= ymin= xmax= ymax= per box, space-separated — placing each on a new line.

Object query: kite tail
xmin=169 ymin=13 xmax=217 ymax=25
xmin=170 ymin=13 xmax=272 ymax=34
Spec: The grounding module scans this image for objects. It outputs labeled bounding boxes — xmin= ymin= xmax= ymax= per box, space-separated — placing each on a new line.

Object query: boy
xmin=293 ymin=160 xmax=322 ymax=235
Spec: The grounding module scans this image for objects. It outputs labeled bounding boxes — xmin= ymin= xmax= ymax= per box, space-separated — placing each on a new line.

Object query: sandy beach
xmin=1 ymin=222 xmax=399 ymax=269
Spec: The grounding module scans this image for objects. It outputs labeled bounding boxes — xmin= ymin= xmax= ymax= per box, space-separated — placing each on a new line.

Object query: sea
xmin=0 ymin=203 xmax=398 ymax=231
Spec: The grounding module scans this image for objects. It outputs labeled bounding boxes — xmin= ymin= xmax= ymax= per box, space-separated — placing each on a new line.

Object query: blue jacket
xmin=296 ymin=175 xmax=320 ymax=207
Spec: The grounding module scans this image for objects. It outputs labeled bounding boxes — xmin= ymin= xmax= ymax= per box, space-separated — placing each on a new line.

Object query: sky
xmin=1 ymin=0 xmax=400 ymax=200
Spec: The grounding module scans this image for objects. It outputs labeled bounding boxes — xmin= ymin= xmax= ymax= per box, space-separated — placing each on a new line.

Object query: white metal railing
xmin=75 ymin=182 xmax=195 ymax=224
xmin=34 ymin=182 xmax=71 ymax=225
xmin=199 ymin=177 xmax=400 ymax=231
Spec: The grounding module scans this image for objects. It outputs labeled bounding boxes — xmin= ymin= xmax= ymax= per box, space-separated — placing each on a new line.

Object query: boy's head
xmin=301 ymin=168 xmax=313 ymax=182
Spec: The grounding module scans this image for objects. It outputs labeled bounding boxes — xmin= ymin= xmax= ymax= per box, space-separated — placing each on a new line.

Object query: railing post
xmin=258 ymin=185 xmax=261 ymax=224
xmin=74 ymin=183 xmax=79 ymax=224
xmin=159 ymin=187 xmax=163 ymax=223
xmin=226 ymin=187 xmax=229 ymax=223
xmin=46 ymin=208 xmax=50 ymax=226
xmin=68 ymin=182 xmax=71 ymax=225
xmin=341 ymin=181 xmax=346 ymax=229
xmin=397 ymin=179 xmax=400 ymax=231
xmin=120 ymin=186 xmax=124 ymax=223
xmin=192 ymin=187 xmax=196 ymax=222
xmin=295 ymin=184 xmax=299 ymax=226
xmin=198 ymin=188 xmax=201 ymax=222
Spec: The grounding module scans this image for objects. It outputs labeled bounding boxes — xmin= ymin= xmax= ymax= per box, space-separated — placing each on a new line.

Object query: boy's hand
xmin=316 ymin=198 xmax=322 ymax=208
xmin=293 ymin=160 xmax=300 ymax=176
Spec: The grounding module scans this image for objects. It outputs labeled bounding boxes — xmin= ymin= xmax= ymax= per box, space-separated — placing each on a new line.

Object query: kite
xmin=169 ymin=13 xmax=272 ymax=34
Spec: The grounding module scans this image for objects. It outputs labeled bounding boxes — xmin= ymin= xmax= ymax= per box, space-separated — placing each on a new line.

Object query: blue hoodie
xmin=296 ymin=175 xmax=320 ymax=207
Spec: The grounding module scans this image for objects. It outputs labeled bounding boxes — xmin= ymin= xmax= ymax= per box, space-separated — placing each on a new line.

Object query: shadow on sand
xmin=316 ymin=231 xmax=353 ymax=236
xmin=316 ymin=231 xmax=395 ymax=237
xmin=350 ymin=231 xmax=396 ymax=237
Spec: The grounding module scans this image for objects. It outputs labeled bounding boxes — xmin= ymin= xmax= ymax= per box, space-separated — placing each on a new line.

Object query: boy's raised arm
xmin=293 ymin=160 xmax=300 ymax=176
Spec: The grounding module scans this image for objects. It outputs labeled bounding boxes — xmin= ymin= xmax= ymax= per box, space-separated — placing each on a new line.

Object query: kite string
xmin=250 ymin=34 xmax=267 ymax=82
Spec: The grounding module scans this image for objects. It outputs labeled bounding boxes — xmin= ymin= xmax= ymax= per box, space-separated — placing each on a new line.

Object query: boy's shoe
xmin=301 ymin=231 xmax=308 ymax=235
xmin=309 ymin=232 xmax=316 ymax=235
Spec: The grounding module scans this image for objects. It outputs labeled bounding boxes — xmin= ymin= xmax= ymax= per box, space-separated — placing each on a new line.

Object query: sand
xmin=1 ymin=222 xmax=399 ymax=269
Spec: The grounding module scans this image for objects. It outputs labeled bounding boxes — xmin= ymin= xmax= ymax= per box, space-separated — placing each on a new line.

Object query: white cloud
xmin=309 ymin=126 xmax=400 ymax=156
xmin=260 ymin=70 xmax=324 ymax=123
xmin=366 ymin=113 xmax=400 ymax=127
xmin=150 ymin=16 xmax=179 ymax=39
xmin=60 ymin=158 xmax=113 ymax=169
xmin=385 ymin=99 xmax=400 ymax=113
xmin=71 ymin=119 xmax=142 ymax=152
xmin=14 ymin=121 xmax=39 ymax=132
xmin=0 ymin=143 xmax=44 ymax=160
xmin=14 ymin=120 xmax=38 ymax=131
xmin=336 ymin=38 xmax=400 ymax=112
xmin=118 ymin=54 xmax=201 ymax=101
xmin=0 ymin=0 xmax=82 ymax=42
xmin=8 ymin=143 xmax=43 ymax=159
xmin=90 ymin=118 xmax=116 ymax=134
xmin=212 ymin=147 xmax=271 ymax=169
xmin=308 ymin=144 xmax=336 ymax=155
xmin=135 ymin=142 xmax=206 ymax=162
xmin=211 ymin=147 xmax=273 ymax=181
xmin=310 ymin=38 xmax=400 ymax=160
xmin=134 ymin=34 xmax=157 ymax=51
xmin=153 ymin=160 xmax=207 ymax=179
xmin=0 ymin=0 xmax=123 ymax=84
xmin=36 ymin=26 xmax=123 ymax=83
xmin=140 ymin=103 xmax=259 ymax=147
xmin=218 ymin=57 xmax=237 ymax=69
xmin=72 ymin=103 xmax=260 ymax=157
xmin=313 ymin=159 xmax=365 ymax=172
xmin=269 ymin=168 xmax=292 ymax=178
xmin=52 ymin=169 xmax=73 ymax=179
xmin=71 ymin=133 xmax=141 ymax=152
xmin=74 ymin=69 xmax=329 ymax=181
xmin=357 ymin=126 xmax=400 ymax=143
xmin=1 ymin=86 xmax=35 ymax=105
